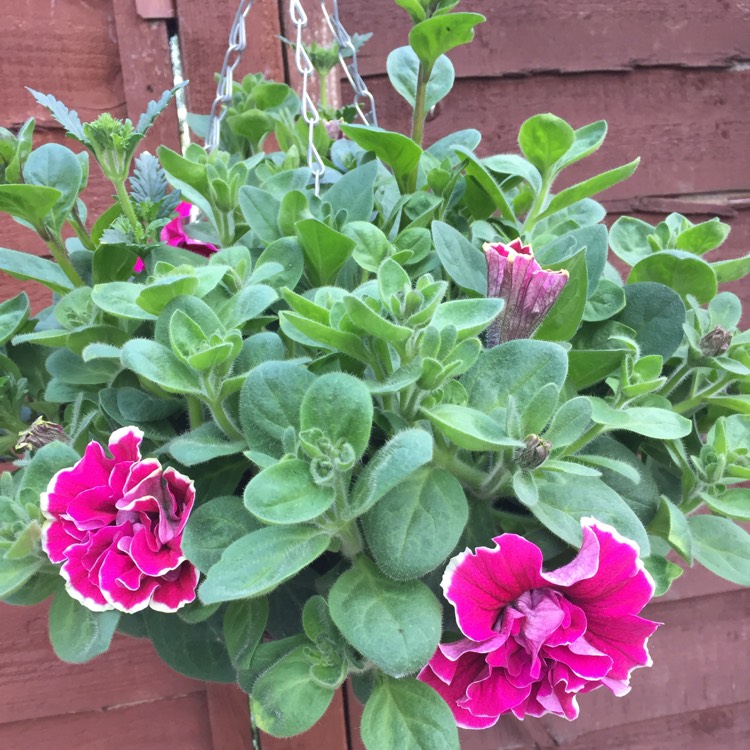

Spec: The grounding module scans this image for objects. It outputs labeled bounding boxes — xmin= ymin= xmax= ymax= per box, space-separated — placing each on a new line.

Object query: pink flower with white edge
xmin=134 ymin=201 xmax=218 ymax=273
xmin=483 ymin=239 xmax=569 ymax=346
xmin=418 ymin=518 xmax=659 ymax=729
xmin=41 ymin=426 xmax=198 ymax=614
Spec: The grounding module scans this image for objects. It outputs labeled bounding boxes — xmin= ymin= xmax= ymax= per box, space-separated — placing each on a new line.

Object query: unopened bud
xmin=16 ymin=418 xmax=69 ymax=452
xmin=699 ymin=326 xmax=732 ymax=357
xmin=515 ymin=434 xmax=550 ymax=470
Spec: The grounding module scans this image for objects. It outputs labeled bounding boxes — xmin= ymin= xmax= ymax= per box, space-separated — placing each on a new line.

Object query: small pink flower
xmin=160 ymin=201 xmax=218 ymax=258
xmin=418 ymin=518 xmax=659 ymax=728
xmin=483 ymin=239 xmax=568 ymax=345
xmin=41 ymin=426 xmax=198 ymax=614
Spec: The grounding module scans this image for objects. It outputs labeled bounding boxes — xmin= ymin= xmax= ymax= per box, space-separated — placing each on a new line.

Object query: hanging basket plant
xmin=1 ymin=1 xmax=749 ymax=747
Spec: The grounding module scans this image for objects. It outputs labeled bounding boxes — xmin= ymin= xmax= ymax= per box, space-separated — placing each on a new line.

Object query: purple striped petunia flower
xmin=41 ymin=426 xmax=198 ymax=614
xmin=483 ymin=239 xmax=569 ymax=346
xmin=418 ymin=518 xmax=659 ymax=728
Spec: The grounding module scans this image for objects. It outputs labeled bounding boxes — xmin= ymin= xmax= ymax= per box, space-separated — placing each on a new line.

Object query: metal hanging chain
xmin=290 ymin=0 xmax=326 ymax=196
xmin=206 ymin=0 xmax=255 ymax=152
xmin=319 ymin=0 xmax=378 ymax=127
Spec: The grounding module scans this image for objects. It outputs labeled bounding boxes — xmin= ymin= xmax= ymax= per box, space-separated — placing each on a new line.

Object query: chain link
xmin=319 ymin=0 xmax=378 ymax=126
xmin=290 ymin=0 xmax=326 ymax=196
xmin=206 ymin=0 xmax=255 ymax=152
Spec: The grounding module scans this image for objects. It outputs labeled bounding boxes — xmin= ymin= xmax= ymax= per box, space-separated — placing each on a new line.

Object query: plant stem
xmin=560 ymin=423 xmax=607 ymax=458
xmin=43 ymin=231 xmax=86 ymax=288
xmin=68 ymin=209 xmax=95 ymax=251
xmin=319 ymin=74 xmax=328 ymax=111
xmin=659 ymin=361 xmax=692 ymax=396
xmin=410 ymin=62 xmax=430 ymax=149
xmin=433 ymin=445 xmax=487 ymax=488
xmin=337 ymin=521 xmax=363 ymax=559
xmin=522 ymin=174 xmax=553 ymax=234
xmin=187 ymin=396 xmax=204 ymax=431
xmin=673 ymin=375 xmax=734 ymax=414
xmin=114 ymin=179 xmax=140 ymax=232
xmin=209 ymin=399 xmax=244 ymax=442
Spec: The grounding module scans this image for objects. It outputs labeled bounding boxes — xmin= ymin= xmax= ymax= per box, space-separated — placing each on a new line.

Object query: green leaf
xmin=0 ymin=246 xmax=74 ymax=294
xmin=431 ymin=220 xmax=487 ymax=294
xmin=348 ymin=429 xmax=434 ymax=516
xmin=299 ymin=372 xmax=373 ymax=459
xmin=328 ymin=556 xmax=442 ymax=677
xmin=344 ymin=295 xmax=413 ymax=343
xmin=238 ymin=185 xmax=281 ymax=244
xmin=144 ymin=610 xmax=235 ymax=682
xmin=296 ymin=218 xmax=356 ymax=287
xmin=534 ymin=249 xmax=588 ymax=341
xmin=518 ymin=114 xmax=575 ymax=175
xmin=279 ymin=312 xmax=371 ymax=363
xmin=239 ymin=361 xmax=316 ymax=458
xmin=613 ymin=282 xmax=685 ymax=359
xmin=452 ymin=146 xmax=515 ymax=221
xmin=244 ymin=459 xmax=335 ymax=524
xmin=121 ymin=339 xmax=203 ymax=395
xmin=689 ymin=515 xmax=750 ymax=586
xmin=0 ymin=292 xmax=30 ymax=346
xmin=408 ymin=12 xmax=486 ymax=71
xmin=424 ymin=404 xmax=521 ymax=451
xmin=535 ymin=474 xmax=650 ymax=554
xmin=363 ymin=467 xmax=468 ymax=580
xmin=649 ymin=496 xmax=692 ymax=562
xmin=19 ymin=441 xmax=80 ymax=507
xmin=344 ymin=222 xmax=391 ymax=273
xmin=628 ymin=250 xmax=717 ymax=304
xmin=48 ymin=591 xmax=120 ymax=663
xmin=712 ymin=253 xmax=750 ymax=283
xmin=388 ymin=47 xmax=455 ymax=111
xmin=199 ymin=525 xmax=331 ymax=603
xmin=675 ymin=218 xmax=730 ymax=255
xmin=463 ymin=339 xmax=568 ymax=413
xmin=324 ymin=159 xmax=378 ymax=224
xmin=555 ymin=120 xmax=608 ymax=171
xmin=0 ymin=557 xmax=44 ymax=598
xmin=431 ymin=298 xmax=504 ymax=340
xmin=168 ymin=423 xmax=245 ymax=466
xmin=589 ymin=400 xmax=691 ymax=439
xmin=181 ymin=496 xmax=261 ymax=573
xmin=643 ymin=555 xmax=683 ymax=597
xmin=224 ymin=598 xmax=269 ymax=670
xmin=609 ymin=216 xmax=654 ymax=266
xmin=340 ymin=124 xmax=422 ymax=186
xmin=91 ymin=282 xmax=158 ymax=320
xmin=251 ymin=646 xmax=335 ymax=738
xmin=545 ymin=397 xmax=592 ymax=447
xmin=584 ymin=278 xmax=626 ymax=322
xmin=537 ymin=158 xmax=640 ymax=222
xmin=703 ymin=488 xmax=750 ymax=522
xmin=393 ymin=0 xmax=426 ymax=22
xmin=361 ymin=677 xmax=460 ymax=750
xmin=0 ymin=183 xmax=62 ymax=226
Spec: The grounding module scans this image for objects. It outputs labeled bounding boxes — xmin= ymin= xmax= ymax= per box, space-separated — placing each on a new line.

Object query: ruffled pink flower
xmin=483 ymin=239 xmax=568 ymax=345
xmin=40 ymin=426 xmax=198 ymax=614
xmin=418 ymin=518 xmax=659 ymax=728
xmin=134 ymin=201 xmax=217 ymax=273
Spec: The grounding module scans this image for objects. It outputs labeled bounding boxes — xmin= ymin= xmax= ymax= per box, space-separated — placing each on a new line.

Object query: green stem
xmin=411 ymin=62 xmax=429 ymax=149
xmin=114 ymin=179 xmax=140 ymax=232
xmin=659 ymin=361 xmax=692 ymax=396
xmin=68 ymin=209 xmax=95 ymax=251
xmin=673 ymin=375 xmax=734 ymax=414
xmin=43 ymin=230 xmax=86 ymax=288
xmin=434 ymin=446 xmax=487 ymax=489
xmin=209 ymin=399 xmax=244 ymax=442
xmin=187 ymin=396 xmax=204 ymax=431
xmin=522 ymin=174 xmax=553 ymax=234
xmin=560 ymin=424 xmax=607 ymax=458
xmin=480 ymin=460 xmax=512 ymax=499
xmin=337 ymin=521 xmax=363 ymax=559
xmin=319 ymin=74 xmax=328 ymax=111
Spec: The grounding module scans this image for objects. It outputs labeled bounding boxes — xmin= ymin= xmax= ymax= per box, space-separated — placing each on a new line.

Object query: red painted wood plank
xmin=206 ymin=683 xmax=254 ymax=750
xmin=112 ymin=0 xmax=181 ymax=154
xmin=340 ymin=0 xmax=750 ymax=77
xmin=0 ymin=601 xmax=203 ymax=725
xmin=0 ymin=691 xmax=213 ymax=750
xmin=259 ymin=688 xmax=349 ymax=750
xmin=366 ymin=67 xmax=750 ymax=201
xmin=0 ymin=0 xmax=126 ymax=126
xmin=175 ymin=0 xmax=285 ymax=118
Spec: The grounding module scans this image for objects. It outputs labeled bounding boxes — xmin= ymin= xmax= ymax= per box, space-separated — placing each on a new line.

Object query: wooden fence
xmin=0 ymin=1 xmax=749 ymax=748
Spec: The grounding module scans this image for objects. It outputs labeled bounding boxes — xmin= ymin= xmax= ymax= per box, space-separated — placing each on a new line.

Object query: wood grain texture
xmin=340 ymin=0 xmax=750 ymax=77
xmin=367 ymin=67 xmax=750 ymax=201
xmin=175 ymin=0 xmax=285 ymax=117
xmin=0 ymin=691 xmax=214 ymax=750
xmin=259 ymin=689 xmax=349 ymax=750
xmin=0 ymin=601 xmax=203 ymax=725
xmin=206 ymin=683 xmax=254 ymax=750
xmin=112 ymin=0 xmax=181 ymax=154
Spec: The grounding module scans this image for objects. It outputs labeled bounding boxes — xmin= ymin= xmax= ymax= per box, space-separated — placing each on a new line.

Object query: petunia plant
xmin=0 ymin=0 xmax=749 ymax=746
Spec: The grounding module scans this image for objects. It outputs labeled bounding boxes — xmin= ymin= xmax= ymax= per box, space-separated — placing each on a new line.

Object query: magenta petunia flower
xmin=134 ymin=201 xmax=218 ymax=273
xmin=418 ymin=518 xmax=659 ymax=728
xmin=483 ymin=239 xmax=569 ymax=345
xmin=41 ymin=426 xmax=199 ymax=614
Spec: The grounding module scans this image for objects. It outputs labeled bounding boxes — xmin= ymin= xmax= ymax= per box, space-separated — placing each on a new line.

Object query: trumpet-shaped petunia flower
xmin=41 ymin=426 xmax=198 ymax=613
xmin=418 ymin=518 xmax=659 ymax=728
xmin=134 ymin=201 xmax=217 ymax=273
xmin=483 ymin=239 xmax=569 ymax=345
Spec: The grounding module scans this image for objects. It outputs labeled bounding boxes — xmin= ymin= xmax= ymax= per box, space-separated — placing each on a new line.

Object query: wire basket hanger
xmin=205 ymin=0 xmax=377 ymax=196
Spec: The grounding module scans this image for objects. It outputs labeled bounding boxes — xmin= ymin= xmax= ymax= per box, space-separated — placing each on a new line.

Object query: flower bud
xmin=515 ymin=434 xmax=551 ymax=470
xmin=699 ymin=326 xmax=732 ymax=357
